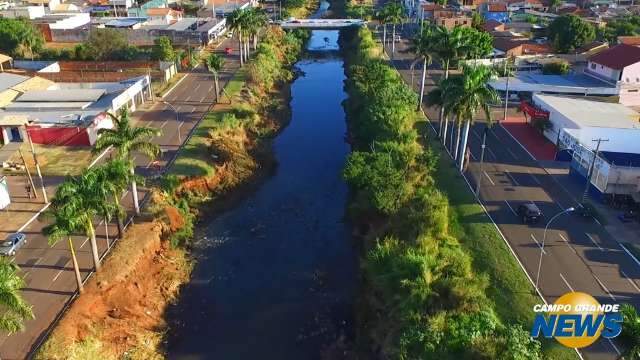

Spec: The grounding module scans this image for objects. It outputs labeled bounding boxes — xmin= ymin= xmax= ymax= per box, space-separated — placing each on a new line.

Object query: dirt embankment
xmin=37 ymin=221 xmax=191 ymax=360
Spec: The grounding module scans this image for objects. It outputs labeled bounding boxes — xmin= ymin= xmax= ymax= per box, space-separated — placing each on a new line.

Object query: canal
xmin=166 ymin=26 xmax=356 ymax=359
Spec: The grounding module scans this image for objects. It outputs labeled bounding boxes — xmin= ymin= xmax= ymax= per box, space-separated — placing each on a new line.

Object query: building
xmin=618 ymin=36 xmax=640 ymax=46
xmin=0 ymin=73 xmax=54 ymax=108
xmin=0 ymin=75 xmax=151 ymax=146
xmin=146 ymin=7 xmax=183 ymax=24
xmin=532 ymin=94 xmax=640 ymax=199
xmin=0 ymin=5 xmax=45 ymax=19
xmin=586 ymin=44 xmax=640 ymax=85
xmin=481 ymin=2 xmax=510 ymax=23
xmin=482 ymin=19 xmax=506 ymax=32
xmin=0 ymin=54 xmax=12 ymax=72
xmin=433 ymin=11 xmax=471 ymax=29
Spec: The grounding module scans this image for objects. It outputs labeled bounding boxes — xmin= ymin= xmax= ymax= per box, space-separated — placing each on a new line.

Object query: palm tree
xmin=0 ymin=258 xmax=33 ymax=333
xmin=383 ymin=2 xmax=405 ymax=57
xmin=246 ymin=8 xmax=268 ymax=52
xmin=43 ymin=211 xmax=84 ymax=294
xmin=51 ymin=171 xmax=105 ymax=271
xmin=409 ymin=25 xmax=436 ymax=111
xmin=206 ymin=53 xmax=225 ymax=103
xmin=432 ymin=26 xmax=468 ymax=139
xmin=426 ymin=76 xmax=462 ymax=154
xmin=93 ymin=159 xmax=137 ymax=240
xmin=620 ymin=304 xmax=640 ymax=359
xmin=228 ymin=8 xmax=248 ymax=66
xmin=375 ymin=7 xmax=390 ymax=49
xmin=92 ymin=107 xmax=160 ymax=215
xmin=444 ymin=65 xmax=498 ymax=171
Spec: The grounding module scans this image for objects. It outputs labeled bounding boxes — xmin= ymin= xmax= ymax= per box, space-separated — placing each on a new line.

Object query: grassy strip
xmin=169 ymin=70 xmax=247 ymax=177
xmin=152 ymin=73 xmax=186 ymax=98
xmin=420 ymin=119 xmax=577 ymax=359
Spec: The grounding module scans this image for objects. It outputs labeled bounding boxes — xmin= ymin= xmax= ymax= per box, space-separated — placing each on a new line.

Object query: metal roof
xmin=534 ymin=94 xmax=640 ymax=129
xmin=5 ymin=102 xmax=91 ymax=110
xmin=16 ymin=89 xmax=106 ymax=102
xmin=166 ymin=18 xmax=197 ymax=31
xmin=0 ymin=73 xmax=29 ymax=93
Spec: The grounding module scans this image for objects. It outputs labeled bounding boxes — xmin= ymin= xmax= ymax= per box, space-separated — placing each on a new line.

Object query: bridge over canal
xmin=278 ymin=18 xmax=366 ymax=29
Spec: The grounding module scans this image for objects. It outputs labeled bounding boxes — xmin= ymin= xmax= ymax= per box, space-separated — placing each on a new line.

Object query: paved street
xmin=382 ymin=28 xmax=640 ymax=359
xmin=0 ymin=36 xmax=240 ymax=359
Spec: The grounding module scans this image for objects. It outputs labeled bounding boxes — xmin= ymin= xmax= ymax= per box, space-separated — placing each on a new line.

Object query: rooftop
xmin=0 ymin=73 xmax=29 ymax=93
xmin=534 ymin=94 xmax=640 ymax=129
xmin=589 ymin=44 xmax=640 ymax=70
xmin=486 ymin=3 xmax=508 ymax=11
xmin=618 ymin=36 xmax=640 ymax=46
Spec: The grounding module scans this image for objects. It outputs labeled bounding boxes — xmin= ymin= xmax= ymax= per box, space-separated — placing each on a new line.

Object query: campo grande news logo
xmin=530 ymin=292 xmax=623 ymax=348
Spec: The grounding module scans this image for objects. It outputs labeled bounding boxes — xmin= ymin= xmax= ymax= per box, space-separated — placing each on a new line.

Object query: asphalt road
xmin=0 ymin=36 xmax=240 ymax=360
xmin=382 ymin=28 xmax=640 ymax=359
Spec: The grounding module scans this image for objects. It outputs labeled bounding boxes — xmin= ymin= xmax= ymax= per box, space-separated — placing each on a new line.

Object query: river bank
xmin=34 ymin=27 xmax=312 ymax=360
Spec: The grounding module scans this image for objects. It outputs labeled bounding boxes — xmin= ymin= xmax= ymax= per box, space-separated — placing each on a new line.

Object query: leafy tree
xmin=549 ymin=0 xmax=562 ymax=12
xmin=0 ymin=258 xmax=33 ymax=333
xmin=542 ymin=61 xmax=570 ymax=75
xmin=548 ymin=15 xmax=595 ymax=53
xmin=620 ymin=304 xmax=640 ymax=359
xmin=471 ymin=11 xmax=485 ymax=31
xmin=459 ymin=26 xmax=493 ymax=59
xmin=206 ymin=53 xmax=225 ymax=103
xmin=93 ymin=159 xmax=139 ymax=239
xmin=86 ymin=28 xmax=129 ymax=60
xmin=151 ymin=36 xmax=176 ymax=61
xmin=0 ymin=18 xmax=44 ymax=58
xmin=228 ymin=8 xmax=249 ymax=66
xmin=381 ymin=2 xmax=405 ymax=57
xmin=599 ymin=15 xmax=640 ymax=43
xmin=92 ymin=107 xmax=160 ymax=215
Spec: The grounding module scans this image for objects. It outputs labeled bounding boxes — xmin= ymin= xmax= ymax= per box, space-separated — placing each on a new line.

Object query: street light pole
xmin=475 ymin=126 xmax=488 ymax=197
xmin=581 ymin=138 xmax=609 ymax=205
xmin=535 ymin=207 xmax=575 ymax=292
xmin=161 ymin=101 xmax=182 ymax=145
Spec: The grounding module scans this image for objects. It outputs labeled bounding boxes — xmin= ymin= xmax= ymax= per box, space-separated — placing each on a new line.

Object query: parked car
xmin=517 ymin=203 xmax=542 ymax=224
xmin=0 ymin=233 xmax=27 ymax=256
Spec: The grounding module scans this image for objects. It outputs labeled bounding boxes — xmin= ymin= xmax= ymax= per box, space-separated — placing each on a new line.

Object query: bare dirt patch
xmin=37 ymin=221 xmax=192 ymax=359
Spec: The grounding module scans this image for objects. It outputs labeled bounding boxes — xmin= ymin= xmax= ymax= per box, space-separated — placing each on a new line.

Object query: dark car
xmin=517 ymin=203 xmax=543 ymax=224
xmin=0 ymin=233 xmax=27 ymax=256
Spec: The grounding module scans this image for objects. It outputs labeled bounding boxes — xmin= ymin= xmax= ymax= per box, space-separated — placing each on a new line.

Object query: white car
xmin=0 ymin=233 xmax=27 ymax=256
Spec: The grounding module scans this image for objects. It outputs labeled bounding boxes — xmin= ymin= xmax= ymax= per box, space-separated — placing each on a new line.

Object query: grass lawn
xmin=7 ymin=143 xmax=94 ymax=177
xmin=152 ymin=73 xmax=186 ymax=98
xmin=169 ymin=70 xmax=247 ymax=177
xmin=418 ymin=120 xmax=578 ymax=359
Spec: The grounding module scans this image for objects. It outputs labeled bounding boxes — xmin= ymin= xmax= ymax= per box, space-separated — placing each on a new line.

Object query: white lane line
xmin=52 ymin=269 xmax=64 ymax=282
xmin=594 ymin=218 xmax=602 ymax=226
xmin=527 ymin=170 xmax=542 ymax=186
xmin=620 ymin=243 xmax=640 ymax=268
xmin=483 ymin=171 xmax=495 ymax=185
xmin=608 ymin=339 xmax=622 ymax=356
xmin=530 ymin=234 xmax=547 ymax=254
xmin=506 ymin=146 xmax=519 ymax=160
xmin=593 ymin=274 xmax=616 ymax=301
xmin=585 ymin=233 xmax=603 ymax=251
xmin=620 ymin=270 xmax=640 ymax=293
xmin=469 ymin=151 xmax=477 ymax=160
xmin=160 ymin=120 xmax=169 ymax=129
xmin=560 ymin=273 xmax=574 ymax=292
xmin=504 ymin=200 xmax=517 ymax=216
xmin=487 ymin=147 xmax=497 ymax=159
xmin=80 ymin=237 xmax=89 ymax=249
xmin=472 ymin=129 xmax=482 ymax=141
xmin=17 ymin=203 xmax=51 ymax=232
xmin=194 ymin=83 xmax=202 ymax=93
xmin=504 ymin=170 xmax=519 ymax=186
xmin=558 ymin=233 xmax=577 ymax=254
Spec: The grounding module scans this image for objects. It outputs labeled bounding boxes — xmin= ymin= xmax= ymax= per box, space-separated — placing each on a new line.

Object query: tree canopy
xmin=0 ymin=18 xmax=44 ymax=58
xmin=599 ymin=15 xmax=640 ymax=43
xmin=548 ymin=15 xmax=596 ymax=53
xmin=151 ymin=36 xmax=176 ymax=61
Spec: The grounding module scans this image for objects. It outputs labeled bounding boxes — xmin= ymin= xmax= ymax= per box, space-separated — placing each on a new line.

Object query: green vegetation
xmin=542 ymin=61 xmax=570 ymax=75
xmin=151 ymin=36 xmax=177 ymax=62
xmin=227 ymin=7 xmax=269 ymax=67
xmin=0 ymin=258 xmax=34 ymax=333
xmin=620 ymin=303 xmax=640 ymax=358
xmin=548 ymin=15 xmax=596 ymax=53
xmin=206 ymin=53 xmax=225 ymax=103
xmin=599 ymin=15 xmax=640 ymax=43
xmin=376 ymin=2 xmax=405 ymax=56
xmin=341 ymin=26 xmax=576 ymax=359
xmin=0 ymin=18 xmax=44 ymax=59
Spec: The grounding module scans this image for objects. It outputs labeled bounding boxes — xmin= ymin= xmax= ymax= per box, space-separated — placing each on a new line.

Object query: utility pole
xmin=475 ymin=127 xmax=488 ymax=197
xmin=503 ymin=58 xmax=511 ymax=123
xmin=581 ymin=138 xmax=609 ymax=205
xmin=18 ymin=149 xmax=37 ymax=199
xmin=25 ymin=129 xmax=47 ymax=203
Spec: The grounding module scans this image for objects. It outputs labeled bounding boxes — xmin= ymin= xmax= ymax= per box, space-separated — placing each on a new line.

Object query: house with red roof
xmin=586 ymin=44 xmax=640 ymax=85
xmin=481 ymin=2 xmax=510 ymax=22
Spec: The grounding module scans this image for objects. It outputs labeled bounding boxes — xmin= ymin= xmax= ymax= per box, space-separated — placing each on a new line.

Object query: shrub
xmin=542 ymin=61 xmax=570 ymax=75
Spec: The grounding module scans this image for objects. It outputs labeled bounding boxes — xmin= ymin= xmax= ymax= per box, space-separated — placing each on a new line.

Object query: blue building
xmin=481 ymin=3 xmax=510 ymax=23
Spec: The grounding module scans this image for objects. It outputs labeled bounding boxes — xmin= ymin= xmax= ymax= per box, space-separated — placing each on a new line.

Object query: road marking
xmin=620 ymin=270 xmax=640 ymax=293
xmin=505 ymin=146 xmax=519 ymax=160
xmin=527 ymin=170 xmax=542 ymax=186
xmin=559 ymin=273 xmax=574 ymax=292
xmin=530 ymin=234 xmax=547 ymax=254
xmin=468 ymin=150 xmax=476 ymax=160
xmin=585 ymin=233 xmax=603 ymax=251
xmin=504 ymin=170 xmax=519 ymax=186
xmin=194 ymin=83 xmax=202 ymax=93
xmin=593 ymin=274 xmax=616 ymax=301
xmin=620 ymin=242 xmax=640 ymax=268
xmin=88 ymin=146 xmax=112 ymax=169
xmin=608 ymin=339 xmax=621 ymax=356
xmin=80 ymin=237 xmax=89 ymax=249
xmin=17 ymin=203 xmax=51 ymax=232
xmin=504 ymin=200 xmax=517 ymax=216
xmin=483 ymin=171 xmax=495 ymax=185
xmin=558 ymin=234 xmax=577 ymax=254
xmin=486 ymin=147 xmax=497 ymax=160
xmin=162 ymin=73 xmax=189 ymax=99
xmin=52 ymin=269 xmax=64 ymax=282
xmin=594 ymin=218 xmax=602 ymax=226
xmin=471 ymin=129 xmax=482 ymax=141
xmin=160 ymin=120 xmax=169 ymax=129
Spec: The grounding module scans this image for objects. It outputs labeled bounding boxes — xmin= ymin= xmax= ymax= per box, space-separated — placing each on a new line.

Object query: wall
xmin=26 ymin=125 xmax=91 ymax=146
xmin=586 ymin=61 xmax=620 ymax=82
xmin=620 ymin=61 xmax=640 ymax=84
xmin=51 ymin=28 xmax=89 ymax=43
xmin=0 ymin=6 xmax=44 ymax=19
xmin=48 ymin=13 xmax=91 ymax=30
